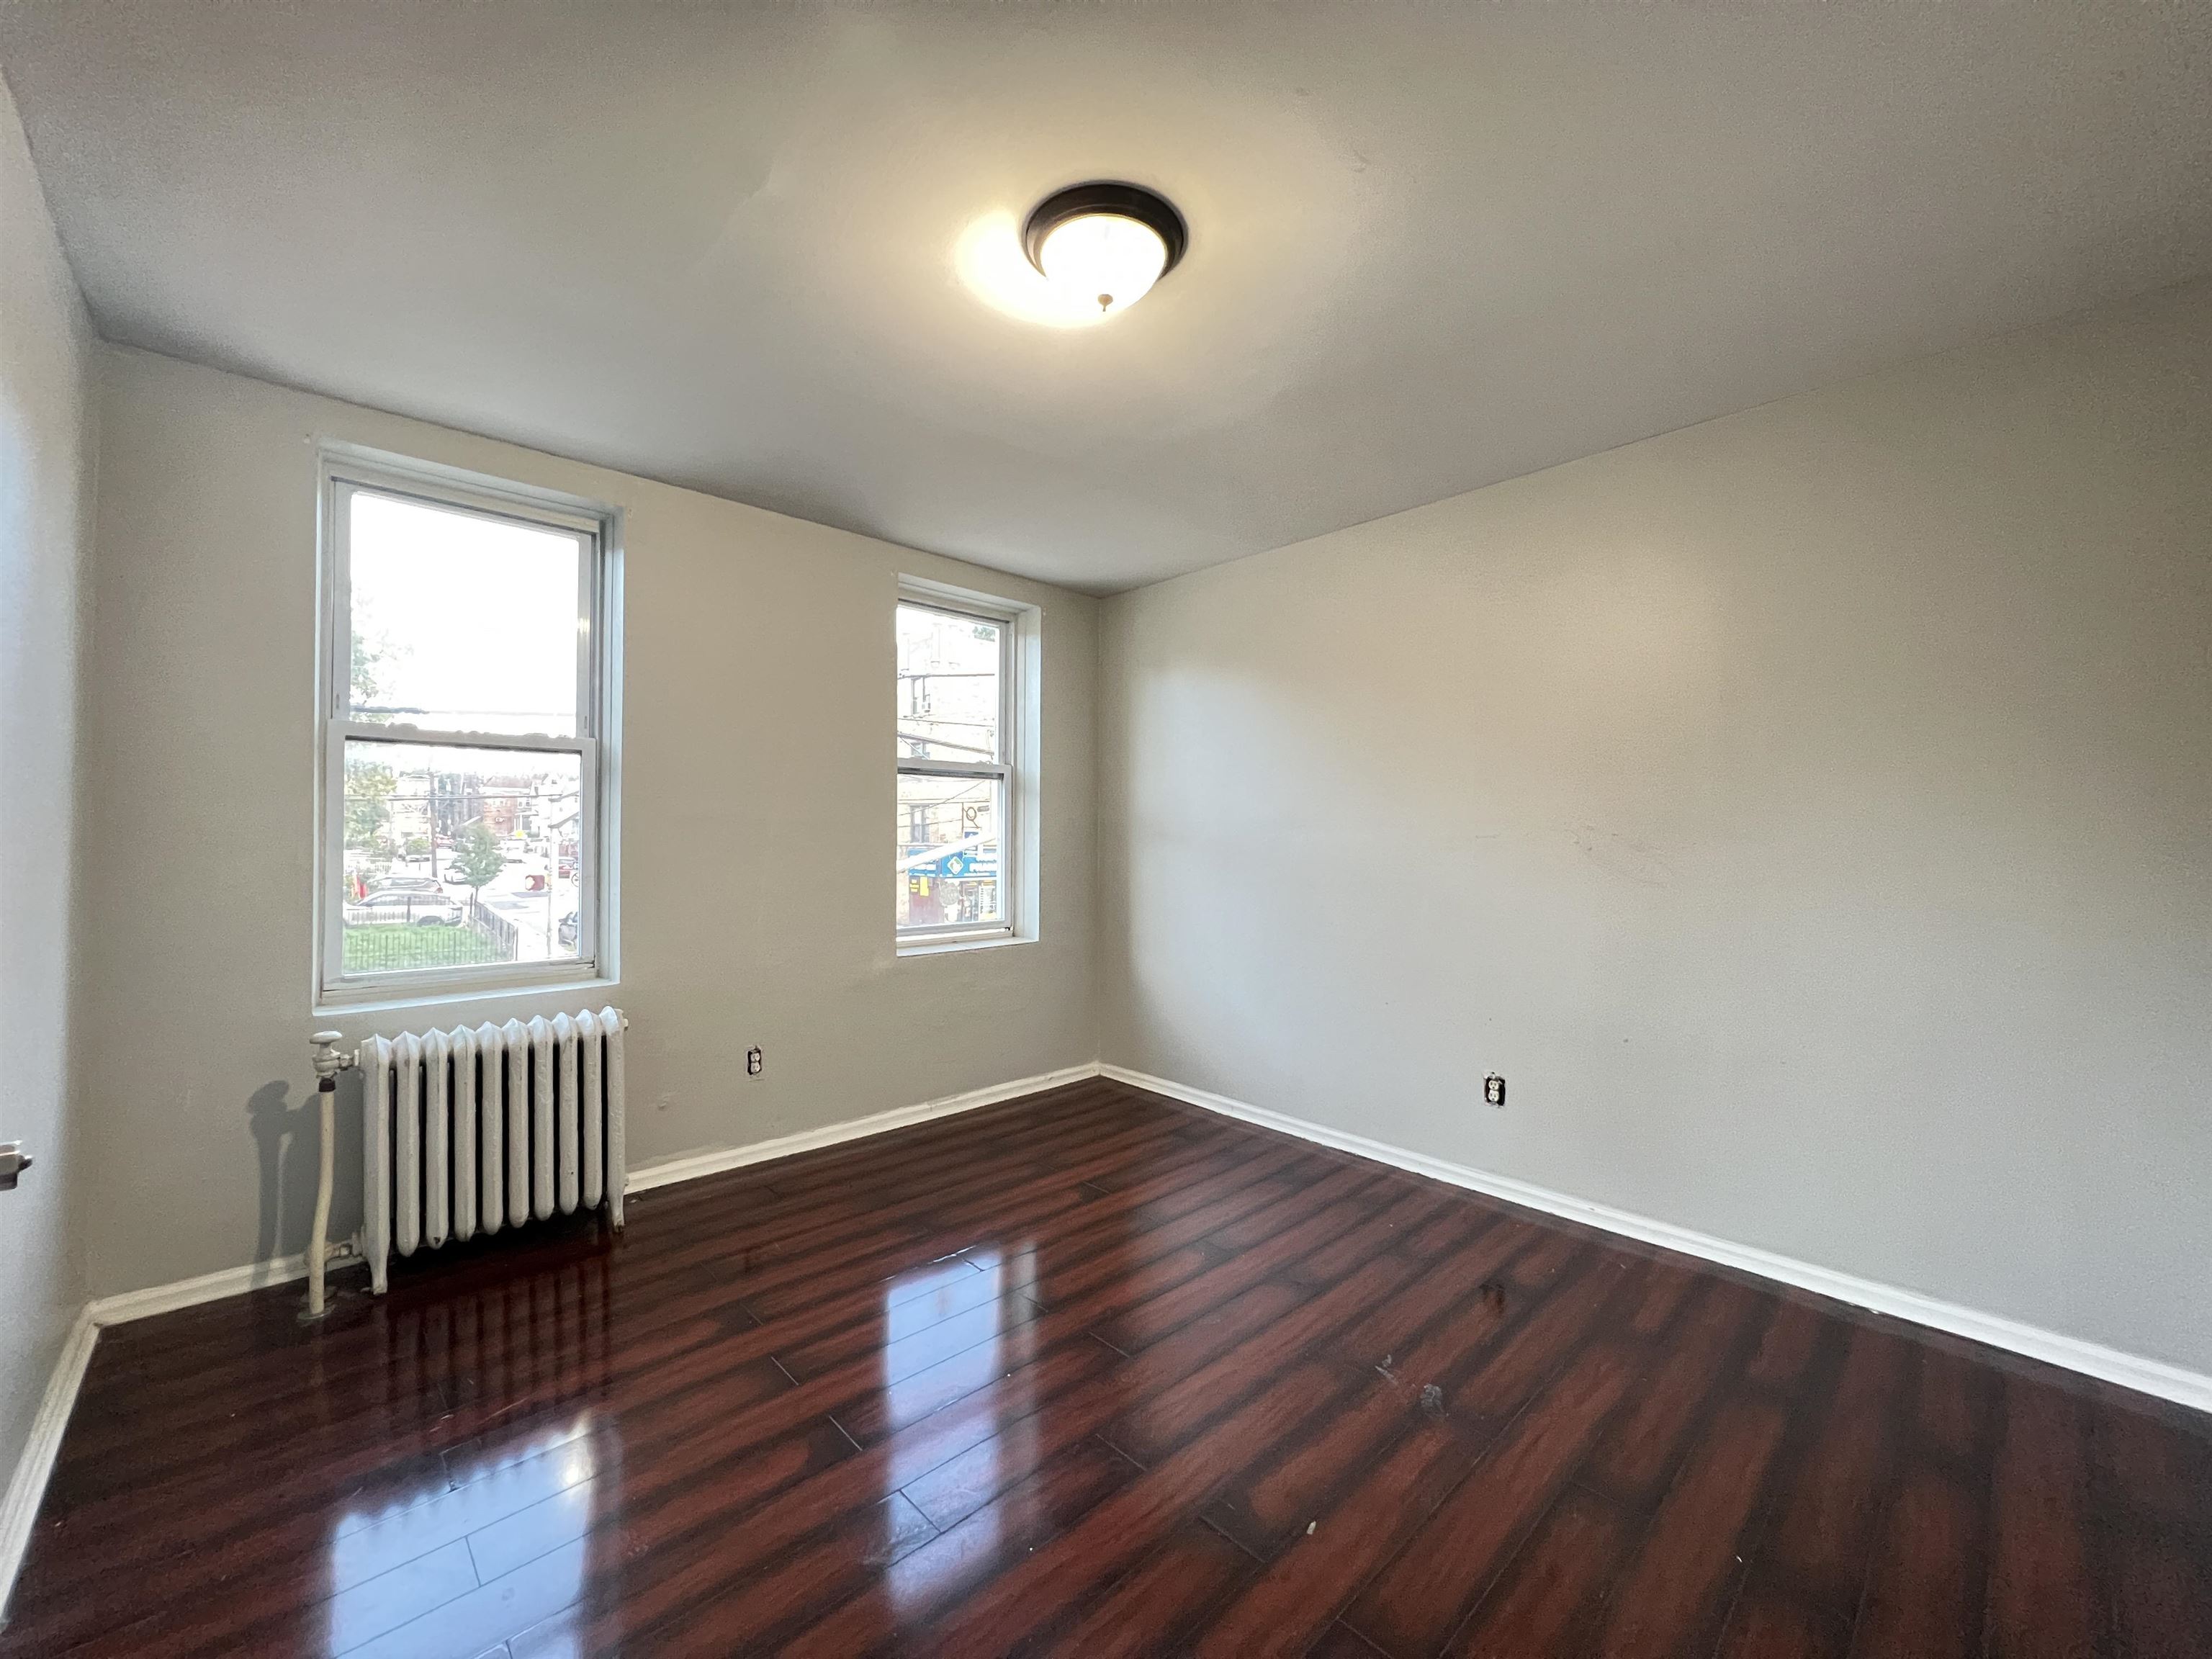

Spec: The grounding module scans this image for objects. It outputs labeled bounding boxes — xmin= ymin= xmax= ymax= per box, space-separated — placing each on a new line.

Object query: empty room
xmin=1 ymin=4 xmax=2207 ymax=1655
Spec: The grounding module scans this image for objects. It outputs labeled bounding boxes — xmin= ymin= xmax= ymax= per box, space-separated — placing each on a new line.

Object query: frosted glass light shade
xmin=1035 ymin=212 xmax=1170 ymax=317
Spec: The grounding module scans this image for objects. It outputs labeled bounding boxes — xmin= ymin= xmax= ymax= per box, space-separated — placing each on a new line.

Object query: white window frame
xmin=896 ymin=576 xmax=1040 ymax=954
xmin=315 ymin=446 xmax=622 ymax=1007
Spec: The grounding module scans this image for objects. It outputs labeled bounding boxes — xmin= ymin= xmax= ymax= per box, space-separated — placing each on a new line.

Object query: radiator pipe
xmin=306 ymin=1032 xmax=359 ymax=1321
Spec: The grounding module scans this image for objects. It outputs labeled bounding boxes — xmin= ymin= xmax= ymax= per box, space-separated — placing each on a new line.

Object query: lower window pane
xmin=896 ymin=771 xmax=1003 ymax=932
xmin=342 ymin=740 xmax=585 ymax=975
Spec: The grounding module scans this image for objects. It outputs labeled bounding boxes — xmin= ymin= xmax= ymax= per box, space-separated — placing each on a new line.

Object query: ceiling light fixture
xmin=1022 ymin=182 xmax=1187 ymax=320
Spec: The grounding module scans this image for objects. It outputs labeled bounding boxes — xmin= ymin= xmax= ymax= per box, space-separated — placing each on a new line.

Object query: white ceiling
xmin=5 ymin=4 xmax=2210 ymax=593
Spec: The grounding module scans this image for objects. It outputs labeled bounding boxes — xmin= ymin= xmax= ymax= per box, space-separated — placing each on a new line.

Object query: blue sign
xmin=909 ymin=849 xmax=999 ymax=879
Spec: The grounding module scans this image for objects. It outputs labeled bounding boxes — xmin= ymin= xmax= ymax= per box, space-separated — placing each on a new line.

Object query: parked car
xmin=557 ymin=911 xmax=580 ymax=950
xmin=344 ymin=890 xmax=466 ymax=927
xmin=367 ymin=876 xmax=444 ymax=896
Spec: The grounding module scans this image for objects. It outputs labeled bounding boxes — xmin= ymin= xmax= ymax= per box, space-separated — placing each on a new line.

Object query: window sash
xmin=896 ymin=598 xmax=1010 ymax=769
xmin=328 ymin=475 xmax=602 ymax=738
xmin=318 ymin=457 xmax=615 ymax=1002
xmin=894 ymin=759 xmax=1012 ymax=941
xmin=894 ymin=770 xmax=1008 ymax=946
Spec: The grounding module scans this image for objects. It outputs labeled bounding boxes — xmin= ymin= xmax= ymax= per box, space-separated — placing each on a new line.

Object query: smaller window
xmin=896 ymin=583 xmax=1034 ymax=948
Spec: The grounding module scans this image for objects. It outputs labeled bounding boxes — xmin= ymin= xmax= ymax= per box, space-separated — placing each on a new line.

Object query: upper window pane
xmin=896 ymin=603 xmax=1000 ymax=763
xmin=348 ymin=487 xmax=584 ymax=737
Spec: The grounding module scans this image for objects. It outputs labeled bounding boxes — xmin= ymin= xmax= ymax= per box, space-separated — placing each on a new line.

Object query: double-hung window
xmin=318 ymin=452 xmax=619 ymax=1003
xmin=896 ymin=582 xmax=1034 ymax=948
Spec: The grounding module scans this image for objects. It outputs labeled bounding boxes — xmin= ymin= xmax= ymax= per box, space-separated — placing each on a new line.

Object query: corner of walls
xmin=1092 ymin=588 xmax=1138 ymax=1069
xmin=1089 ymin=584 xmax=1115 ymax=1066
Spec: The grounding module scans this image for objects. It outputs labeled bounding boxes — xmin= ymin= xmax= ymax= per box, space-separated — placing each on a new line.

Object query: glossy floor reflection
xmin=3 ymin=1076 xmax=2206 ymax=1657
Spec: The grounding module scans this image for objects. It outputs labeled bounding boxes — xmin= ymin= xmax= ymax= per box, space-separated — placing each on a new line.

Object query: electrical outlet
xmin=746 ymin=1046 xmax=763 ymax=1076
xmin=1483 ymin=1074 xmax=1506 ymax=1107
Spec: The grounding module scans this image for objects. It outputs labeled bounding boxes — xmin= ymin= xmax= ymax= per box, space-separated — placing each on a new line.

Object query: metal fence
xmin=340 ymin=892 xmax=521 ymax=975
xmin=341 ymin=922 xmax=502 ymax=974
xmin=468 ymin=892 xmax=521 ymax=960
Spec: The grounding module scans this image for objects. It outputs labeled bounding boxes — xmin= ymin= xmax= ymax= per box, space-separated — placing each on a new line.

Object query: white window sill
xmin=314 ymin=976 xmax=621 ymax=1020
xmin=896 ymin=932 xmax=1033 ymax=959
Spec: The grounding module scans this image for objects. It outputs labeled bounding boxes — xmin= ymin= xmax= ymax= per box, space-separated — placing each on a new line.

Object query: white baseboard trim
xmin=86 ymin=1251 xmax=312 ymax=1328
xmin=627 ymin=1061 xmax=1105 ymax=1196
xmin=6 ymin=1249 xmax=324 ymax=1617
xmin=0 ymin=1307 xmax=97 ymax=1622
xmin=1102 ymin=1064 xmax=2212 ymax=1416
xmin=72 ymin=1061 xmax=1110 ymax=1331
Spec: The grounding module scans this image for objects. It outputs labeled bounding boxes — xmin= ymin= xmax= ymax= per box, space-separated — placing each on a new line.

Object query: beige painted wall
xmin=78 ymin=346 xmax=1098 ymax=1300
xmin=0 ymin=69 xmax=96 ymax=1509
xmin=1100 ymin=279 xmax=2212 ymax=1375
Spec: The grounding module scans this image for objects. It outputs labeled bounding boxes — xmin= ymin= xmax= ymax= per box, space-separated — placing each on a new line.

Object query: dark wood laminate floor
xmin=4 ymin=1079 xmax=2207 ymax=1658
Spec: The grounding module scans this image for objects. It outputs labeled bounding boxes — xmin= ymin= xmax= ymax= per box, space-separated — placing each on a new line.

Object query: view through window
xmin=896 ymin=598 xmax=1012 ymax=940
xmin=324 ymin=467 xmax=612 ymax=996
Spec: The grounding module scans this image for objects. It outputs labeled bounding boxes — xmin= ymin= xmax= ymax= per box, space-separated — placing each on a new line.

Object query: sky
xmin=350 ymin=488 xmax=585 ymax=737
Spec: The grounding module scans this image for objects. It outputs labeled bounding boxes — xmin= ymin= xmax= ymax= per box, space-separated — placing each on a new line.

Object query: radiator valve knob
xmin=310 ymin=1030 xmax=357 ymax=1085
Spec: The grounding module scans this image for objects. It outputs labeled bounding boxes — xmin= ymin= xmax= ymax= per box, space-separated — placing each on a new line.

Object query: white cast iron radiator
xmin=359 ymin=1007 xmax=627 ymax=1293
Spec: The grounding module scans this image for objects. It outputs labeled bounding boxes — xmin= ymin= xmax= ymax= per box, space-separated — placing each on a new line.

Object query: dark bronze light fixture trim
xmin=1022 ymin=181 xmax=1189 ymax=276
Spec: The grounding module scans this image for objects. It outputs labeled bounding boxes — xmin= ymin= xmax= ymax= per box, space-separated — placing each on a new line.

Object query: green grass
xmin=343 ymin=924 xmax=504 ymax=974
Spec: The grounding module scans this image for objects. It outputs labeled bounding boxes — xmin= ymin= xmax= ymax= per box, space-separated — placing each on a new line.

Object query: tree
xmin=449 ymin=821 xmax=506 ymax=892
xmin=351 ymin=633 xmax=392 ymax=722
xmin=344 ymin=763 xmax=397 ymax=862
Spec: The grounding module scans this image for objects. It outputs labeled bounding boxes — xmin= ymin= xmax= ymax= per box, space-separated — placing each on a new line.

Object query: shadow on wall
xmin=244 ymin=1075 xmax=366 ymax=1268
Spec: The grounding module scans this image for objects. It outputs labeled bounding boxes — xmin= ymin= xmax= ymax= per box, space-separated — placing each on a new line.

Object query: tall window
xmin=896 ymin=583 xmax=1032 ymax=948
xmin=318 ymin=453 xmax=618 ymax=1002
